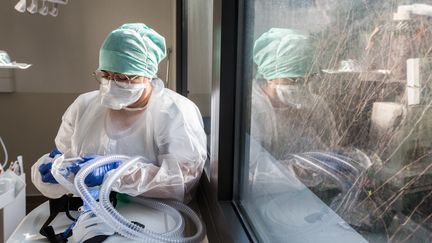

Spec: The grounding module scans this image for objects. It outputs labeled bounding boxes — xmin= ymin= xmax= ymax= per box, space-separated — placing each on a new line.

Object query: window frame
xmin=176 ymin=0 xmax=188 ymax=96
xmin=190 ymin=0 xmax=259 ymax=242
xmin=178 ymin=0 xmax=262 ymax=241
xmin=185 ymin=0 xmax=432 ymax=242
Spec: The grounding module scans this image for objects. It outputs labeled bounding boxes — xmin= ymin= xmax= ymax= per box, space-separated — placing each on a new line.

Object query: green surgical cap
xmin=253 ymin=28 xmax=314 ymax=80
xmin=98 ymin=23 xmax=167 ymax=78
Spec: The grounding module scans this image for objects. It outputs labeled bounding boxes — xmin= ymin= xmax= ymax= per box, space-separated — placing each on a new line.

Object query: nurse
xmin=31 ymin=23 xmax=207 ymax=202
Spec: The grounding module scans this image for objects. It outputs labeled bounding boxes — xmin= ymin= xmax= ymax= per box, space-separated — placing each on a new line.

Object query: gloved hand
xmin=39 ymin=148 xmax=62 ymax=184
xmin=68 ymin=156 xmax=121 ymax=187
xmin=49 ymin=148 xmax=62 ymax=158
xmin=67 ymin=155 xmax=97 ymax=175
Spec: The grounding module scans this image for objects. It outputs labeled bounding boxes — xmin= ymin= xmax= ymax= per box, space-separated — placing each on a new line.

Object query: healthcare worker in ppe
xmin=247 ymin=28 xmax=341 ymax=198
xmin=31 ymin=23 xmax=207 ymax=202
xmin=251 ymin=28 xmax=339 ymax=160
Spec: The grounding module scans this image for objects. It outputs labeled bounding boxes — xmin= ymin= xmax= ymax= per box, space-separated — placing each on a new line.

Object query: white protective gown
xmin=250 ymin=81 xmax=339 ymax=160
xmin=247 ymin=81 xmax=340 ymax=198
xmin=32 ymin=79 xmax=207 ymax=201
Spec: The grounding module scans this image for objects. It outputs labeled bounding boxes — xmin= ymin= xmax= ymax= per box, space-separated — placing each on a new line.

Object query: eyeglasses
xmin=268 ymin=77 xmax=304 ymax=85
xmin=92 ymin=70 xmax=142 ymax=89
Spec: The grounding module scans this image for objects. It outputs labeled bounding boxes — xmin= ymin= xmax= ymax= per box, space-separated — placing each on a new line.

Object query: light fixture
xmin=14 ymin=0 xmax=69 ymax=17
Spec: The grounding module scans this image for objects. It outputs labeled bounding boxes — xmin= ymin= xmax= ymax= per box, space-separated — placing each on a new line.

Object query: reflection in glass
xmin=240 ymin=1 xmax=432 ymax=242
xmin=250 ymin=28 xmax=339 ymax=158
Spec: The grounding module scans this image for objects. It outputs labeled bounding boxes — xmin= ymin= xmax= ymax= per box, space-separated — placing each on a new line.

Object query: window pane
xmin=186 ymin=0 xmax=213 ymax=179
xmin=239 ymin=1 xmax=432 ymax=242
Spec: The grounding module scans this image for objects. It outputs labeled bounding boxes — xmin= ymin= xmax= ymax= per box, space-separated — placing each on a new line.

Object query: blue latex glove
xmin=68 ymin=156 xmax=121 ymax=187
xmin=39 ymin=162 xmax=58 ymax=183
xmin=67 ymin=156 xmax=96 ymax=175
xmin=49 ymin=148 xmax=62 ymax=158
xmin=39 ymin=148 xmax=62 ymax=184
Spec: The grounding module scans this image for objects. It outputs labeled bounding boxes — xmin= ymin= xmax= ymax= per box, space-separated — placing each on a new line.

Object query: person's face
xmin=94 ymin=70 xmax=153 ymax=109
xmin=263 ymin=78 xmax=300 ymax=100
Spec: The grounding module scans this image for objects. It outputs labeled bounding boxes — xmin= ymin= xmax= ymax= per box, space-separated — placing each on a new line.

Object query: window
xmin=238 ymin=1 xmax=432 ymax=242
xmin=185 ymin=0 xmax=213 ymax=178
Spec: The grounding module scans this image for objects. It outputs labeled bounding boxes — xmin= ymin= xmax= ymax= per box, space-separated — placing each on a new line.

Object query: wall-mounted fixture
xmin=14 ymin=0 xmax=68 ymax=17
xmin=0 ymin=51 xmax=31 ymax=93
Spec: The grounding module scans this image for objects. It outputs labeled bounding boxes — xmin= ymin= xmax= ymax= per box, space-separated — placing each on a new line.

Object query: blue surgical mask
xmin=99 ymin=79 xmax=147 ymax=110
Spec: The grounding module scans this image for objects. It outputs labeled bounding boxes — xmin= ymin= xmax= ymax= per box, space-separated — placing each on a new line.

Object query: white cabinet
xmin=0 ymin=173 xmax=26 ymax=242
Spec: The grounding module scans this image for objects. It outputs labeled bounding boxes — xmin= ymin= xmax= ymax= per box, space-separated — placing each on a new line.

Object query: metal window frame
xmin=177 ymin=0 xmax=260 ymax=242
xmin=193 ymin=0 xmax=259 ymax=242
xmin=176 ymin=0 xmax=188 ymax=96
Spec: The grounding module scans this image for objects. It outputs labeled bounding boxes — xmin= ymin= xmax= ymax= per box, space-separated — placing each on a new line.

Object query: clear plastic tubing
xmin=0 ymin=137 xmax=8 ymax=168
xmin=292 ymin=154 xmax=350 ymax=192
xmin=51 ymin=155 xmax=84 ymax=195
xmin=304 ymin=152 xmax=359 ymax=174
xmin=74 ymin=155 xmax=205 ymax=243
xmin=99 ymin=157 xmax=185 ymax=238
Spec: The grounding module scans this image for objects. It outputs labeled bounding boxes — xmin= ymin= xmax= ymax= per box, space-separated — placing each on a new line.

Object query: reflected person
xmin=251 ymin=28 xmax=339 ymax=160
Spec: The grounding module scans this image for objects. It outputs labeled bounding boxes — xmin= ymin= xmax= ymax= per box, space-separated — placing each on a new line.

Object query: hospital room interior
xmin=1 ymin=0 xmax=432 ymax=242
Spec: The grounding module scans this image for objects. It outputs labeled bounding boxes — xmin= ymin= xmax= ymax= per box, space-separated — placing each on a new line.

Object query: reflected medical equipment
xmin=49 ymin=155 xmax=206 ymax=243
xmin=289 ymin=150 xmax=372 ymax=214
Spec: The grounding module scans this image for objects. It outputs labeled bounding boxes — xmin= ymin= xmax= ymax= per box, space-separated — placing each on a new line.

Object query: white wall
xmin=0 ymin=0 xmax=175 ymax=93
xmin=0 ymin=0 xmax=175 ymax=196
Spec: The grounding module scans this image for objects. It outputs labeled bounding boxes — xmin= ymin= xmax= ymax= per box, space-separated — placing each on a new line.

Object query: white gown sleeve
xmin=111 ymin=101 xmax=207 ymax=202
xmin=54 ymin=98 xmax=80 ymax=156
xmin=31 ymin=96 xmax=81 ymax=198
xmin=31 ymin=153 xmax=69 ymax=198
